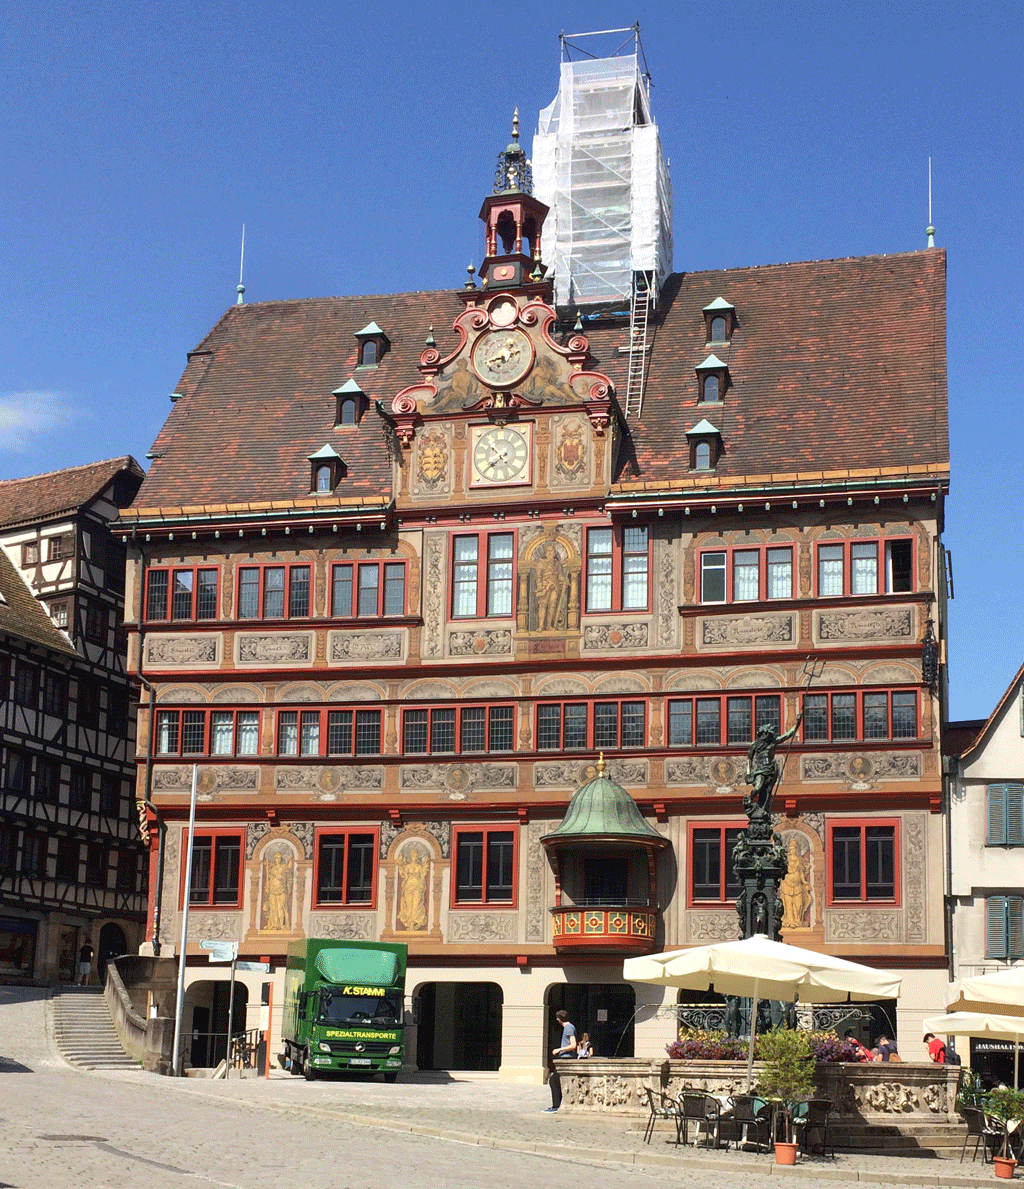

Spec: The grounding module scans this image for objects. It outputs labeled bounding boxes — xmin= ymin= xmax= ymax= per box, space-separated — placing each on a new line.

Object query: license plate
xmin=349 ymin=1058 xmax=371 ymax=1066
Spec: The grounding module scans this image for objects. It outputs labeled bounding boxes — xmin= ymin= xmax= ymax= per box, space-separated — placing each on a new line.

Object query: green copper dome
xmin=541 ymin=759 xmax=666 ymax=847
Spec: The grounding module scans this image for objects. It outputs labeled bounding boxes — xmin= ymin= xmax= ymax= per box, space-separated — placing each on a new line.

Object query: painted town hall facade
xmin=118 ymin=131 xmax=950 ymax=1076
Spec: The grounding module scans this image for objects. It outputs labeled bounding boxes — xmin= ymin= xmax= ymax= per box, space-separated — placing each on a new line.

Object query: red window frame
xmin=401 ymin=704 xmax=516 ymax=756
xmin=826 ymin=818 xmax=900 ymax=906
xmin=450 ymin=531 xmax=516 ymax=619
xmin=330 ymin=560 xmax=407 ymax=618
xmin=180 ymin=828 xmax=244 ymax=908
xmin=534 ymin=699 xmax=647 ymax=752
xmin=667 ymin=694 xmax=783 ymax=747
xmin=801 ymin=688 xmax=920 ymax=742
xmin=815 ymin=537 xmax=916 ymax=598
xmin=313 ymin=827 xmax=379 ymax=908
xmin=451 ymin=824 xmax=518 ymax=907
xmin=275 ymin=707 xmax=383 ymax=756
xmin=235 ymin=562 xmax=311 ymax=620
xmin=687 ymin=821 xmax=747 ymax=906
xmin=145 ymin=566 xmax=220 ymax=621
xmin=698 ymin=544 xmax=795 ymax=604
xmin=584 ymin=524 xmax=651 ymax=613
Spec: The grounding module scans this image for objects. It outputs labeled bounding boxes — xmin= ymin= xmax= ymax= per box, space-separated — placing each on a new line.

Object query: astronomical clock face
xmin=470 ymin=423 xmax=532 ymax=487
xmin=471 ymin=328 xmax=533 ymax=388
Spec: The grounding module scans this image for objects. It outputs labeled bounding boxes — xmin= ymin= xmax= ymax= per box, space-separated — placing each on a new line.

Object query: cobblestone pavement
xmin=0 ymin=986 xmax=998 ymax=1189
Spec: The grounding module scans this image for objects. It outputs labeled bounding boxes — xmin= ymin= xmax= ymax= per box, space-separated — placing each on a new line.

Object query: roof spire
xmin=236 ymin=224 xmax=246 ymax=304
xmin=926 ymin=158 xmax=936 ymax=248
xmin=597 ymin=752 xmax=606 ymax=776
xmin=493 ymin=108 xmax=532 ymax=195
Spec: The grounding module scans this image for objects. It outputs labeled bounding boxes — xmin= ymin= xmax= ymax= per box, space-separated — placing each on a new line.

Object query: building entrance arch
xmin=415 ymin=981 xmax=503 ymax=1071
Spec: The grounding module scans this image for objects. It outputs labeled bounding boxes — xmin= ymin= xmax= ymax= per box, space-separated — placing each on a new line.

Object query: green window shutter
xmin=1008 ymin=786 xmax=1024 ymax=846
xmin=988 ymin=897 xmax=1008 ymax=959
xmin=988 ymin=785 xmax=1007 ymax=845
xmin=1011 ymin=899 xmax=1024 ymax=960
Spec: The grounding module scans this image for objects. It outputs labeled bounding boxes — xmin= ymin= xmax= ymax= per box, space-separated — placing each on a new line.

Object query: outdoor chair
xmin=678 ymin=1092 xmax=721 ymax=1148
xmin=960 ymin=1106 xmax=1003 ymax=1163
xmin=725 ymin=1094 xmax=771 ymax=1154
xmin=795 ymin=1098 xmax=835 ymax=1159
xmin=642 ymin=1086 xmax=682 ymax=1145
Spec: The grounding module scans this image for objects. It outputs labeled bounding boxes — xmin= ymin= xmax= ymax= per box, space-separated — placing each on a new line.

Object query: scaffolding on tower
xmin=532 ymin=26 xmax=673 ymax=418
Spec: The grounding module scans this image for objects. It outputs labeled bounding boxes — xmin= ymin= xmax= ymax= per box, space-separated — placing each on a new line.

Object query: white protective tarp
xmin=533 ymin=55 xmax=673 ymax=308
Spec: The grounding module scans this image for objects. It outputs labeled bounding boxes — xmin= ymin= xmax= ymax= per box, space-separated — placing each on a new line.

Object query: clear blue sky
xmin=2 ymin=0 xmax=1020 ymax=721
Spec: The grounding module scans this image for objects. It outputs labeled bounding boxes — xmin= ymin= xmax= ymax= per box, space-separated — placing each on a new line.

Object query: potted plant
xmin=756 ymin=1026 xmax=817 ymax=1164
xmin=985 ymin=1087 xmax=1024 ymax=1178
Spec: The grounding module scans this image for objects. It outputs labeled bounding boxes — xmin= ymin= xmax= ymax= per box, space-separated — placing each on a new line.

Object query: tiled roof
xmin=0 ymin=551 xmax=77 ymax=656
xmin=130 ymin=250 xmax=947 ymax=511
xmin=0 ymin=456 xmax=146 ymax=529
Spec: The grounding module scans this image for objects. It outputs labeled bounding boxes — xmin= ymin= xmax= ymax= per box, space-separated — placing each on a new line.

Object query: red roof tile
xmin=0 ymin=551 xmax=77 ymax=656
xmin=0 ymin=456 xmax=146 ymax=529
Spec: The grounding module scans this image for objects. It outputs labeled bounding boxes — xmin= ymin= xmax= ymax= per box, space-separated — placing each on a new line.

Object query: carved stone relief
xmin=380 ymin=820 xmax=450 ymax=859
xmin=447 ymin=914 xmax=517 ymax=943
xmin=518 ymin=527 xmax=580 ymax=634
xmin=325 ymin=682 xmax=384 ymax=702
xmin=666 ymin=757 xmax=713 ymax=786
xmin=801 ymin=753 xmax=922 ymax=782
xmin=157 ymin=685 xmax=207 ymax=703
xmin=399 ymin=763 xmax=517 ymax=794
xmin=276 ymin=683 xmax=322 ymax=702
xmin=421 ymin=535 xmax=444 ymax=659
xmin=526 ymin=819 xmax=549 ymax=943
xmin=593 ymin=674 xmax=648 ymax=694
xmin=463 ymin=679 xmax=518 ymax=699
xmin=448 ymin=629 xmax=513 ymax=656
xmin=534 ymin=677 xmax=588 ymax=697
xmin=146 ymin=636 xmax=220 ymax=666
xmin=186 ymin=914 xmax=241 ymax=942
xmin=308 ymin=913 xmax=375 ymax=940
xmin=904 ymin=814 xmax=926 ymax=942
xmin=534 ymin=759 xmax=647 ymax=787
xmin=686 ymin=912 xmax=740 ymax=943
xmin=818 ymin=608 xmax=913 ymax=641
xmin=583 ymin=623 xmax=649 ymax=650
xmin=237 ymin=634 xmax=312 ymax=664
xmin=657 ymin=538 xmax=677 ymax=647
xmin=826 ymin=911 xmax=900 ymax=943
xmin=246 ymin=821 xmax=271 ymax=859
xmin=211 ymin=685 xmax=260 ymax=703
xmin=702 ymin=615 xmax=794 ymax=647
xmin=329 ymin=631 xmax=404 ymax=662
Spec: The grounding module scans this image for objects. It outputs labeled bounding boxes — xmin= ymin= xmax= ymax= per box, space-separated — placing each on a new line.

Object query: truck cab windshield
xmin=318 ymin=992 xmax=401 ymax=1026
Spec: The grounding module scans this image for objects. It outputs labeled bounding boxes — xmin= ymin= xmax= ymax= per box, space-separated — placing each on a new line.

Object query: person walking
xmin=77 ymin=940 xmax=94 ymax=986
xmin=544 ymin=1009 xmax=577 ymax=1113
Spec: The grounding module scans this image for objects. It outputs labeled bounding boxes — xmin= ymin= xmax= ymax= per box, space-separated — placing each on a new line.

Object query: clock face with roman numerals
xmin=471 ymin=328 xmax=533 ymax=388
xmin=470 ymin=424 xmax=532 ymax=487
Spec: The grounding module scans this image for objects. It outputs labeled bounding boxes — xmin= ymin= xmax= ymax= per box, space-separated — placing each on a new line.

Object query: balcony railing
xmin=549 ymin=903 xmax=659 ymax=954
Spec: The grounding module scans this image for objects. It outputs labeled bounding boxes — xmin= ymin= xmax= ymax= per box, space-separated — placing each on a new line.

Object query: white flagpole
xmin=745 ymin=978 xmax=760 ymax=1092
xmin=171 ymin=764 xmax=199 ymax=1076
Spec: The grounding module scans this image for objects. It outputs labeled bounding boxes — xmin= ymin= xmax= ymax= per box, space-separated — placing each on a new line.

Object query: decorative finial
xmin=573 ymin=314 xmax=583 ymax=333
xmin=464 ymin=263 xmax=477 ymax=291
xmin=493 ymin=110 xmax=533 ymax=196
xmin=926 ymin=157 xmax=936 ymax=248
xmin=425 ymin=325 xmax=435 ymax=347
xmin=512 ymin=107 xmax=520 ymax=143
xmin=597 ymin=752 xmax=606 ymax=776
xmin=237 ymin=223 xmax=246 ymax=304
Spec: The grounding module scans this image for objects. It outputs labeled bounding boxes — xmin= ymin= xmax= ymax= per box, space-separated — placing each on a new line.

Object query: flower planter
xmin=775 ymin=1140 xmax=798 ymax=1165
xmin=994 ymin=1157 xmax=1016 ymax=1179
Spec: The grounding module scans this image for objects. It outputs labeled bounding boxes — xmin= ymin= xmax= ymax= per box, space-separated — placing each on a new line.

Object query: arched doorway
xmin=415 ymin=982 xmax=503 ymax=1071
xmin=547 ymin=983 xmax=636 ymax=1060
xmin=185 ymin=979 xmax=249 ymax=1069
xmin=97 ymin=923 xmax=127 ymax=985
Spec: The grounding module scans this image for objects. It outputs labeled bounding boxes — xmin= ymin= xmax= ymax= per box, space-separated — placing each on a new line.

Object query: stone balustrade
xmin=558 ymin=1058 xmax=961 ymax=1124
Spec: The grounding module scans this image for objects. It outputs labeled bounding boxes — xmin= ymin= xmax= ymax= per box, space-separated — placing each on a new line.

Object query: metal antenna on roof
xmin=236 ymin=224 xmax=246 ymax=304
xmin=926 ymin=159 xmax=936 ymax=249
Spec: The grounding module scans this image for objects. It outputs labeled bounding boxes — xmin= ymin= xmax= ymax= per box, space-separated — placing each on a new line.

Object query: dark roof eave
xmin=114 ymin=501 xmax=395 ymax=536
xmin=539 ymin=830 xmax=669 ymax=850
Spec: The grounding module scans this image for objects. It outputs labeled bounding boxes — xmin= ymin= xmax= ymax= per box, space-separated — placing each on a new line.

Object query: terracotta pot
xmin=994 ymin=1156 xmax=1016 ymax=1179
xmin=775 ymin=1141 xmax=798 ymax=1165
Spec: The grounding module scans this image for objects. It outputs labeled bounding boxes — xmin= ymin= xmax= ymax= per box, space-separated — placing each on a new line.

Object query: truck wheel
xmin=383 ymin=1072 xmax=398 ymax=1084
xmin=287 ymin=1046 xmax=302 ymax=1075
xmin=303 ymin=1049 xmax=316 ymax=1081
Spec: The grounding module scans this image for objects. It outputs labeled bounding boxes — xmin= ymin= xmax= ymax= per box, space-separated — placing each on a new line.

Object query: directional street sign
xmin=199 ymin=940 xmax=238 ymax=963
xmin=235 ymin=961 xmax=271 ymax=973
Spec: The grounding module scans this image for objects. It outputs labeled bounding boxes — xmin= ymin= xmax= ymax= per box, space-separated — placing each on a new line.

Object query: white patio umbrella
xmin=923 ymin=1011 xmax=1024 ymax=1086
xmin=624 ymin=933 xmax=902 ymax=1091
xmin=938 ymin=968 xmax=1024 ymax=1085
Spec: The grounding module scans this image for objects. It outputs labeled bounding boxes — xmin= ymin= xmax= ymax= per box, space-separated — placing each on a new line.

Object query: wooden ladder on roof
xmin=623 ymin=273 xmax=651 ymax=420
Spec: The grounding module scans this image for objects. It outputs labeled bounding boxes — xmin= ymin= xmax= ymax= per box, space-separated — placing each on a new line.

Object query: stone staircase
xmin=52 ymin=986 xmax=138 ymax=1071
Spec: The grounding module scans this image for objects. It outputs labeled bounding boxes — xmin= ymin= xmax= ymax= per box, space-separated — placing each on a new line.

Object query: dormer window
xmin=703 ymin=297 xmax=735 ymax=343
xmin=308 ymin=444 xmax=345 ymax=493
xmin=354 ymin=321 xmax=389 ymax=369
xmin=696 ymin=354 xmax=728 ymax=403
xmin=686 ymin=419 xmax=722 ymax=471
xmin=333 ymin=379 xmax=366 ymax=426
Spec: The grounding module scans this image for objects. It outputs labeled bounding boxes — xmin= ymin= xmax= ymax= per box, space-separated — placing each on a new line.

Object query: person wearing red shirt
xmin=924 ymin=1032 xmax=946 ymax=1063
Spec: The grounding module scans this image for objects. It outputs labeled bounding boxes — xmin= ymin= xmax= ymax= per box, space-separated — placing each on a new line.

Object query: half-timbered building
xmin=0 ymin=457 xmax=148 ymax=982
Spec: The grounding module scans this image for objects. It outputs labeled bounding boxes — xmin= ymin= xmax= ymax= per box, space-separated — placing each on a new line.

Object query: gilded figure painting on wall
xmin=261 ymin=848 xmax=294 ymax=932
xmin=396 ymin=844 xmax=429 ymax=932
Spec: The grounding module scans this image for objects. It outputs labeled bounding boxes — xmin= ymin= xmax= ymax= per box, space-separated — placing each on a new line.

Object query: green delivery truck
xmin=282 ymin=939 xmax=407 ymax=1081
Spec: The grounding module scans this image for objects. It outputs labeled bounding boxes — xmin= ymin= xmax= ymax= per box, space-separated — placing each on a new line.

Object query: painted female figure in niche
xmin=780 ymin=837 xmax=813 ymax=930
xmin=262 ymin=849 xmax=294 ymax=932
xmin=397 ymin=845 xmax=429 ymax=932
